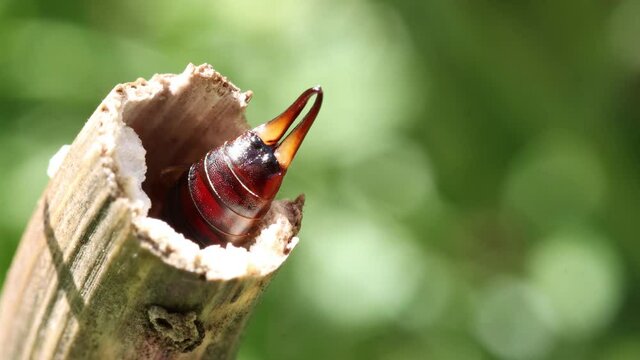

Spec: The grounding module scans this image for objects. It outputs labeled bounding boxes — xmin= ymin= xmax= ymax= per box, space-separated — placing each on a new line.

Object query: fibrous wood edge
xmin=0 ymin=64 xmax=304 ymax=359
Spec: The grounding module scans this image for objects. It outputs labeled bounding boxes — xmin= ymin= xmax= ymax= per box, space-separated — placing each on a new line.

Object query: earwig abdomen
xmin=164 ymin=87 xmax=323 ymax=248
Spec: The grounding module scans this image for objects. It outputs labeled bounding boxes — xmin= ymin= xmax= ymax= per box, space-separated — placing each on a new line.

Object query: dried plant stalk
xmin=0 ymin=64 xmax=304 ymax=359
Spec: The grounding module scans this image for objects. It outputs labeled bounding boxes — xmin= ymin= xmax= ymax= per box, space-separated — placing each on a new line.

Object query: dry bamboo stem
xmin=0 ymin=64 xmax=304 ymax=359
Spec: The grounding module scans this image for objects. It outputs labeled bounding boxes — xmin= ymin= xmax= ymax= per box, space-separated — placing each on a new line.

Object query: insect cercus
xmin=165 ymin=87 xmax=323 ymax=248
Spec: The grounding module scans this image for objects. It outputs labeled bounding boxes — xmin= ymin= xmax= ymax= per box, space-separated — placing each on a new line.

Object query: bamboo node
xmin=148 ymin=305 xmax=205 ymax=352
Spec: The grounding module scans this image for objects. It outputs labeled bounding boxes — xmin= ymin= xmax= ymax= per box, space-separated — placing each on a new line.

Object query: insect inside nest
xmin=164 ymin=86 xmax=323 ymax=248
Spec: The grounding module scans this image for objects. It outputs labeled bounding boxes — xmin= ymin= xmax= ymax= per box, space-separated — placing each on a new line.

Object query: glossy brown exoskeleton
xmin=165 ymin=87 xmax=323 ymax=247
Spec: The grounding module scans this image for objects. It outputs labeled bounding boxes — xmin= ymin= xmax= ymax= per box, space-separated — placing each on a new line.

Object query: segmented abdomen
xmin=166 ymin=146 xmax=271 ymax=247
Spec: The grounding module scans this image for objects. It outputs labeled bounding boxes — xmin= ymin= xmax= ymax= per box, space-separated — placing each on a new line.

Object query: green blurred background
xmin=1 ymin=0 xmax=640 ymax=359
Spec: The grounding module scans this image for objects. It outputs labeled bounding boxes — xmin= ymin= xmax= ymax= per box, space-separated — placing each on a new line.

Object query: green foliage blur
xmin=1 ymin=0 xmax=640 ymax=359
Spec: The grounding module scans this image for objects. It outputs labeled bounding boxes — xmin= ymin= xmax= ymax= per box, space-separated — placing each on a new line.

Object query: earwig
xmin=164 ymin=87 xmax=323 ymax=248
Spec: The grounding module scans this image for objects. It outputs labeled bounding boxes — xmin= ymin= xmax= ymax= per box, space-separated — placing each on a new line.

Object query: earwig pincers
xmin=164 ymin=87 xmax=323 ymax=248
